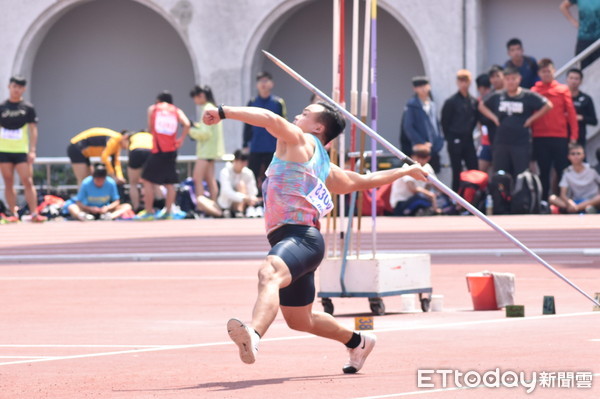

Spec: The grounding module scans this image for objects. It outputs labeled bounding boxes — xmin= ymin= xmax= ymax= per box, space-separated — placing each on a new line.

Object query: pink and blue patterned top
xmin=262 ymin=134 xmax=332 ymax=234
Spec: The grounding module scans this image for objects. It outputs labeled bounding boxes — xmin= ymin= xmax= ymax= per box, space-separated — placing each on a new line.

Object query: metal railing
xmin=555 ymin=37 xmax=600 ymax=78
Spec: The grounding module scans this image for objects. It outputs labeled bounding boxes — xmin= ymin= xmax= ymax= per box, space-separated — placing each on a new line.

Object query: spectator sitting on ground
xmin=549 ymin=143 xmax=600 ymax=214
xmin=504 ymin=38 xmax=539 ymax=89
xmin=218 ymin=149 xmax=260 ymax=218
xmin=67 ymin=164 xmax=131 ymax=221
xmin=390 ymin=145 xmax=440 ymax=216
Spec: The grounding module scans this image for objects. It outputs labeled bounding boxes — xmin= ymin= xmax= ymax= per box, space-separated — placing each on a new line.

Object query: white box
xmin=319 ymin=253 xmax=431 ymax=296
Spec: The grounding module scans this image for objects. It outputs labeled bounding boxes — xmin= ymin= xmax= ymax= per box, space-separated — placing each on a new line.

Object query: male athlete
xmin=204 ymin=102 xmax=428 ymax=373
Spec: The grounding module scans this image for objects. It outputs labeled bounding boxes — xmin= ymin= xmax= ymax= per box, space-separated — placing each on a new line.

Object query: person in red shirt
xmin=531 ymin=58 xmax=578 ymax=201
xmin=138 ymin=91 xmax=190 ymax=220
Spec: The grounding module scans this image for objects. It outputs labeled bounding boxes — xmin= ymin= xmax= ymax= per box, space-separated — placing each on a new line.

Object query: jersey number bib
xmin=306 ymin=178 xmax=334 ymax=217
xmin=0 ymin=127 xmax=22 ymax=140
xmin=154 ymin=112 xmax=178 ymax=135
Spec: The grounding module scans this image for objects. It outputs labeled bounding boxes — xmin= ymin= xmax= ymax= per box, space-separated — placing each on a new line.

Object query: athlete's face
xmin=566 ymin=72 xmax=582 ymax=91
xmin=8 ymin=82 xmax=25 ymax=101
xmin=538 ymin=65 xmax=554 ymax=84
xmin=504 ymin=73 xmax=521 ymax=93
xmin=294 ymin=104 xmax=324 ymax=134
xmin=93 ymin=177 xmax=106 ymax=188
xmin=508 ymin=45 xmax=523 ymax=63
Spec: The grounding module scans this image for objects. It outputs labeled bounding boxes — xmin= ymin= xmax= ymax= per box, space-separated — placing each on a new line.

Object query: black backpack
xmin=489 ymin=172 xmax=513 ymax=215
xmin=511 ymin=170 xmax=542 ymax=214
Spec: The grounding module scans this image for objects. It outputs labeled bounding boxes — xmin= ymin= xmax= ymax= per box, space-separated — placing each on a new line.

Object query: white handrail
xmin=555 ymin=37 xmax=600 ymax=77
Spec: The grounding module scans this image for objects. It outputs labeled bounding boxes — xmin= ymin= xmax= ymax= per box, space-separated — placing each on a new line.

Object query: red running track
xmin=0 ymin=215 xmax=599 ymax=398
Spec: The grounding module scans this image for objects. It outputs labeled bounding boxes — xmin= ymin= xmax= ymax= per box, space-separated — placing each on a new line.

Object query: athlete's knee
xmin=284 ymin=314 xmax=313 ymax=332
xmin=257 ymin=262 xmax=279 ymax=287
xmin=2 ymin=175 xmax=14 ymax=186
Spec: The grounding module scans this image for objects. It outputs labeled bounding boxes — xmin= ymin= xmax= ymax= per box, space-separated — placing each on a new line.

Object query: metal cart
xmin=317 ymin=253 xmax=433 ymax=315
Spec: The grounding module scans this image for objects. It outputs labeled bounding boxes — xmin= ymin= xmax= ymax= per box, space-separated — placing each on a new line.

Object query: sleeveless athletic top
xmin=150 ymin=103 xmax=179 ymax=153
xmin=262 ymin=134 xmax=332 ymax=234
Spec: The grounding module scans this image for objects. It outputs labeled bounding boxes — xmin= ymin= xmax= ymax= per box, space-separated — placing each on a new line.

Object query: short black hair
xmin=488 ymin=65 xmax=504 ymax=77
xmin=233 ymin=149 xmax=248 ymax=162
xmin=503 ymin=66 xmax=520 ymax=76
xmin=316 ymin=101 xmax=346 ymax=144
xmin=92 ymin=164 xmax=108 ymax=178
xmin=506 ymin=38 xmax=522 ymax=49
xmin=476 ymin=74 xmax=491 ymax=89
xmin=256 ymin=71 xmax=273 ymax=81
xmin=567 ymin=68 xmax=583 ymax=79
xmin=9 ymin=75 xmax=27 ymax=86
xmin=157 ymin=91 xmax=173 ymax=104
xmin=538 ymin=58 xmax=554 ymax=69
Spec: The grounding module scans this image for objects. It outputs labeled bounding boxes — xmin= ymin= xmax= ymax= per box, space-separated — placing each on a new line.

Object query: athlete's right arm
xmin=203 ymin=106 xmax=304 ymax=145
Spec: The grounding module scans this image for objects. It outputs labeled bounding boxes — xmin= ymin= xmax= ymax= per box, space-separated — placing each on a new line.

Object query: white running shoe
xmin=342 ymin=332 xmax=377 ymax=374
xmin=227 ymin=318 xmax=260 ymax=364
xmin=245 ymin=206 xmax=257 ymax=218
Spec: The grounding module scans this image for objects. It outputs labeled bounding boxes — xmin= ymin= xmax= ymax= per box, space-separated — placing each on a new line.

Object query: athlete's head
xmin=8 ymin=75 xmax=27 ymax=101
xmin=294 ymin=102 xmax=345 ymax=145
xmin=190 ymin=85 xmax=216 ymax=106
xmin=156 ymin=91 xmax=173 ymax=104
xmin=92 ymin=164 xmax=108 ymax=187
xmin=503 ymin=66 xmax=521 ymax=93
xmin=232 ymin=149 xmax=249 ymax=173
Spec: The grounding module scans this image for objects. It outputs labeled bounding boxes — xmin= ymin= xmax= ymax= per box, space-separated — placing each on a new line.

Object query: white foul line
xmin=0 ymin=311 xmax=597 ymax=367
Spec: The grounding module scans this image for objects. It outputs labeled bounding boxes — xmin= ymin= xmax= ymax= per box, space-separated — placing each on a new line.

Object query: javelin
xmin=262 ymin=49 xmax=600 ymax=308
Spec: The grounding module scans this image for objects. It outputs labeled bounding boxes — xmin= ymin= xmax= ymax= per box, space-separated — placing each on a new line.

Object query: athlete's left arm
xmin=326 ymin=163 xmax=429 ymax=195
xmin=28 ymin=123 xmax=38 ymax=163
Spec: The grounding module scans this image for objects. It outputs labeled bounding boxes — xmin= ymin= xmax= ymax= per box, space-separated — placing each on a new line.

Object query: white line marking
xmin=352 ymin=374 xmax=600 ymax=399
xmin=0 ymin=312 xmax=597 ymax=367
xmin=0 ymin=248 xmax=598 ymax=263
xmin=0 ymin=276 xmax=254 ymax=281
xmin=0 ymin=344 xmax=162 ymax=348
xmin=590 ymin=339 xmax=600 ymax=342
xmin=0 ymin=356 xmax=58 ymax=359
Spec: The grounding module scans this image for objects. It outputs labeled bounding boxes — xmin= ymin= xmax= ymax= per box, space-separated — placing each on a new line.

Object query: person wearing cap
xmin=400 ymin=76 xmax=444 ymax=173
xmin=479 ymin=67 xmax=552 ymax=177
xmin=0 ymin=76 xmax=46 ymax=223
xmin=242 ymin=71 xmax=287 ymax=193
xmin=67 ymin=127 xmax=126 ymax=185
xmin=137 ymin=91 xmax=190 ymax=220
xmin=441 ymin=69 xmax=479 ymax=191
xmin=67 ymin=164 xmax=131 ymax=221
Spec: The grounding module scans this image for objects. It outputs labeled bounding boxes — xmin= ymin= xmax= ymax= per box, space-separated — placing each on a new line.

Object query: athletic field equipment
xmin=262 ymin=49 xmax=600 ymax=309
xmin=506 ymin=305 xmax=525 ymax=318
xmin=543 ymin=296 xmax=556 ymax=315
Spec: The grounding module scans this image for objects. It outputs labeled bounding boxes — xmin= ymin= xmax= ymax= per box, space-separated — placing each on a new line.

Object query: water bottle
xmin=485 ymin=194 xmax=493 ymax=215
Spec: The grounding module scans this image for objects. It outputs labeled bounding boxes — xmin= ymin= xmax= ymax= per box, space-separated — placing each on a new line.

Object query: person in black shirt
xmin=479 ymin=67 xmax=552 ymax=177
xmin=566 ymin=68 xmax=597 ymax=151
xmin=441 ymin=69 xmax=479 ymax=191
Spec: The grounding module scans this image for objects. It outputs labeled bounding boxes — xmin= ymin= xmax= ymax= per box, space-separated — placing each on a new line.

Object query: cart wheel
xmin=420 ymin=297 xmax=431 ymax=312
xmin=321 ymin=297 xmax=334 ymax=315
xmin=369 ymin=297 xmax=386 ymax=315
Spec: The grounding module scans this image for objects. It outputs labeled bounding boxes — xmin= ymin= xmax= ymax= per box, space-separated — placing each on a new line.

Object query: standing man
xmin=560 ymin=0 xmax=600 ymax=68
xmin=504 ymin=38 xmax=539 ymax=89
xmin=475 ymin=73 xmax=494 ymax=173
xmin=531 ymin=59 xmax=579 ymax=200
xmin=243 ymin=72 xmax=287 ymax=192
xmin=566 ymin=68 xmax=597 ymax=150
xmin=441 ymin=69 xmax=479 ymax=191
xmin=137 ymin=91 xmax=190 ymax=220
xmin=203 ymin=101 xmax=428 ymax=373
xmin=0 ymin=76 xmax=46 ymax=222
xmin=401 ymin=76 xmax=444 ymax=173
xmin=479 ymin=67 xmax=552 ymax=177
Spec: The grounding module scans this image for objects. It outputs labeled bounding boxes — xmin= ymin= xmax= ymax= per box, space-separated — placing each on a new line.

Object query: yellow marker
xmin=355 ymin=316 xmax=374 ymax=330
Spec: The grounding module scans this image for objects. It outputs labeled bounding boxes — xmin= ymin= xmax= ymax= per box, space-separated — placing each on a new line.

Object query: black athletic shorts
xmin=0 ymin=152 xmax=27 ymax=164
xmin=142 ymin=151 xmax=179 ymax=185
xmin=67 ymin=143 xmax=89 ymax=164
xmin=267 ymin=224 xmax=325 ymax=307
xmin=128 ymin=148 xmax=151 ymax=169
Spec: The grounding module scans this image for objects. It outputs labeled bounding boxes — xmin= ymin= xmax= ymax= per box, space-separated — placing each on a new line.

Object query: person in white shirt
xmin=549 ymin=143 xmax=600 ymax=214
xmin=390 ymin=145 xmax=439 ymax=216
xmin=218 ymin=149 xmax=260 ymax=218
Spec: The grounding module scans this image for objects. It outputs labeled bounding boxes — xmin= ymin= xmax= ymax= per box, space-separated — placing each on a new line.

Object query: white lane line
xmin=0 ymin=356 xmax=58 ymax=359
xmin=0 ymin=312 xmax=597 ymax=367
xmin=590 ymin=339 xmax=600 ymax=342
xmin=0 ymin=344 xmax=162 ymax=348
xmin=352 ymin=374 xmax=600 ymax=399
xmin=0 ymin=276 xmax=255 ymax=281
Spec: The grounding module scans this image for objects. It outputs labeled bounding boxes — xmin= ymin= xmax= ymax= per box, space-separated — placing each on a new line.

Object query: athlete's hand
xmin=28 ymin=151 xmax=36 ymax=164
xmin=175 ymin=137 xmax=184 ymax=149
xmin=403 ymin=164 xmax=429 ymax=182
xmin=202 ymin=109 xmax=221 ymax=125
